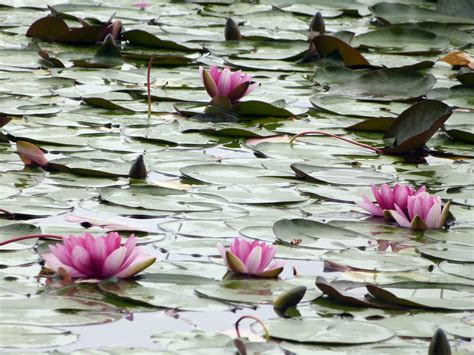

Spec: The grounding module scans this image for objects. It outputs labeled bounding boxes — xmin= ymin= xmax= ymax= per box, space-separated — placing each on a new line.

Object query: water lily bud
xmin=225 ymin=18 xmax=242 ymax=41
xmin=273 ymin=286 xmax=307 ymax=312
xmin=429 ymin=329 xmax=451 ymax=355
xmin=310 ymin=12 xmax=325 ymax=34
xmin=16 ymin=140 xmax=49 ymax=168
xmin=129 ymin=154 xmax=147 ymax=179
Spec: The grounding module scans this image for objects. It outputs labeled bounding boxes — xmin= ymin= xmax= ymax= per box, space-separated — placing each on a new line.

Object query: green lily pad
xmin=322 ymin=249 xmax=434 ymax=272
xmin=195 ymin=277 xmax=321 ymax=305
xmin=273 ymin=218 xmax=374 ymax=250
xmin=265 ymin=317 xmax=394 ymax=344
xmin=417 ymin=243 xmax=474 ymax=263
xmin=291 ymin=163 xmax=393 ymax=185
xmin=439 ymin=261 xmax=474 ymax=280
xmin=0 ymin=324 xmax=78 ymax=348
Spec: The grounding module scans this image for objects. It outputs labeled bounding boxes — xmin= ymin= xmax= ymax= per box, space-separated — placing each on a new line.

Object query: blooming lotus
xmin=217 ymin=238 xmax=284 ymax=278
xmin=388 ymin=192 xmax=451 ymax=230
xmin=358 ymin=183 xmax=426 ymax=217
xmin=41 ymin=232 xmax=155 ymax=279
xmin=200 ymin=65 xmax=258 ymax=103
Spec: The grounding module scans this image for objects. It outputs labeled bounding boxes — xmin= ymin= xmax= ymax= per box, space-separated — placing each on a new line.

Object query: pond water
xmin=0 ymin=0 xmax=473 ymax=353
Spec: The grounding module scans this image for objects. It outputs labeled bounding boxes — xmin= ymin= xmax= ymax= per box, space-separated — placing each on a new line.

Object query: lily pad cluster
xmin=0 ymin=0 xmax=473 ymax=353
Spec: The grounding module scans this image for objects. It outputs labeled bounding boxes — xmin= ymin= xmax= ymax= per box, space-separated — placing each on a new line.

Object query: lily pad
xmin=265 ymin=317 xmax=394 ymax=344
xmin=273 ymin=218 xmax=374 ymax=250
xmin=0 ymin=324 xmax=78 ymax=348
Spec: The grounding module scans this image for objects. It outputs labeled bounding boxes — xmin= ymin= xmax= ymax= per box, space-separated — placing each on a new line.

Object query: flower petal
xmin=217 ymin=68 xmax=232 ymax=96
xmin=389 ymin=208 xmax=412 ymax=228
xmin=227 ymin=81 xmax=250 ymax=102
xmin=225 ymin=251 xmax=247 ymax=274
xmin=71 ymin=245 xmax=92 ymax=276
xmin=358 ymin=196 xmax=383 ymax=216
xmin=439 ymin=201 xmax=451 ymax=228
xmin=201 ymin=68 xmax=218 ymax=97
xmin=114 ymin=253 xmax=156 ymax=278
xmin=102 ymin=246 xmax=127 ymax=277
xmin=244 ymin=245 xmax=262 ymax=274
xmin=425 ymin=202 xmax=441 ymax=229
xmin=41 ymin=253 xmax=84 ymax=278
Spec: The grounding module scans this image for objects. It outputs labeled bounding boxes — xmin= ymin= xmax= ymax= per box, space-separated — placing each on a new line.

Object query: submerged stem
xmin=235 ymin=315 xmax=270 ymax=342
xmin=0 ymin=234 xmax=63 ymax=246
xmin=147 ymin=55 xmax=155 ymax=119
xmin=289 ymin=130 xmax=384 ymax=154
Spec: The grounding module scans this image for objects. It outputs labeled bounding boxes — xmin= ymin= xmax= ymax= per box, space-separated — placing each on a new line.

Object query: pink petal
xmin=244 ymin=82 xmax=259 ymax=97
xmin=257 ymin=245 xmax=276 ymax=273
xmin=209 ymin=65 xmax=221 ymax=83
xmin=49 ymin=244 xmax=72 ymax=266
xmin=16 ymin=141 xmax=48 ymax=168
xmin=412 ymin=194 xmax=427 ymax=220
xmin=424 ymin=202 xmax=441 ymax=229
xmin=217 ymin=243 xmax=229 ymax=268
xmin=244 ymin=246 xmax=262 ymax=274
xmin=217 ymin=68 xmax=232 ymax=96
xmin=41 ymin=253 xmax=84 ymax=278
xmin=265 ymin=260 xmax=285 ymax=272
xmin=105 ymin=232 xmax=121 ymax=255
xmin=236 ymin=239 xmax=250 ymax=261
xmin=380 ymin=183 xmax=394 ymax=209
xmin=114 ymin=253 xmax=156 ymax=278
xmin=394 ymin=186 xmax=409 ymax=210
xmin=102 ymin=247 xmax=127 ymax=277
xmin=230 ymin=70 xmax=243 ymax=91
xmin=371 ymin=184 xmax=385 ymax=208
xmin=123 ymin=236 xmax=138 ymax=261
xmin=415 ymin=185 xmax=426 ymax=195
xmin=71 ymin=246 xmax=93 ymax=276
xmin=358 ymin=196 xmax=383 ymax=216
xmin=390 ymin=207 xmax=412 ymax=228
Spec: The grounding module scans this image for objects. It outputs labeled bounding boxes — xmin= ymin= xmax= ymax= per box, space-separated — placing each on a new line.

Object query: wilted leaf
xmin=382 ymin=100 xmax=453 ymax=154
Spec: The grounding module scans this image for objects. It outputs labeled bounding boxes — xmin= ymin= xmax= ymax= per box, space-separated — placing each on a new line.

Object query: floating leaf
xmin=0 ymin=324 xmax=78 ymax=348
xmin=273 ymin=218 xmax=374 ymax=250
xmin=265 ymin=317 xmax=394 ymax=344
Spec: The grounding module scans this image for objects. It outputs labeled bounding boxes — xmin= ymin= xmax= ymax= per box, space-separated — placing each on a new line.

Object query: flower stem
xmin=289 ymin=130 xmax=384 ymax=154
xmin=147 ymin=55 xmax=155 ymax=119
xmin=0 ymin=234 xmax=63 ymax=246
xmin=235 ymin=315 xmax=270 ymax=342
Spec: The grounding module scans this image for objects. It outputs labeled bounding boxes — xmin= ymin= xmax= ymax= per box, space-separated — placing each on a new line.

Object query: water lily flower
xmin=132 ymin=2 xmax=151 ymax=10
xmin=388 ymin=192 xmax=451 ymax=230
xmin=200 ymin=65 xmax=258 ymax=103
xmin=41 ymin=232 xmax=156 ymax=279
xmin=358 ymin=183 xmax=426 ymax=217
xmin=16 ymin=140 xmax=49 ymax=168
xmin=217 ymin=238 xmax=284 ymax=278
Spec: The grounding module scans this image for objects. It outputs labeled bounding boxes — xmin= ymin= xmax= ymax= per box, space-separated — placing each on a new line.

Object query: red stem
xmin=147 ymin=55 xmax=155 ymax=119
xmin=235 ymin=315 xmax=269 ymax=341
xmin=0 ymin=234 xmax=64 ymax=246
xmin=289 ymin=130 xmax=384 ymax=154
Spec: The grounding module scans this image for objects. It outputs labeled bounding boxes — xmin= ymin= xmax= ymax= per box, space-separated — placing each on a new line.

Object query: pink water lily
xmin=41 ymin=232 xmax=156 ymax=279
xmin=132 ymin=2 xmax=151 ymax=9
xmin=217 ymin=238 xmax=284 ymax=278
xmin=358 ymin=183 xmax=426 ymax=217
xmin=200 ymin=65 xmax=258 ymax=103
xmin=388 ymin=192 xmax=451 ymax=230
